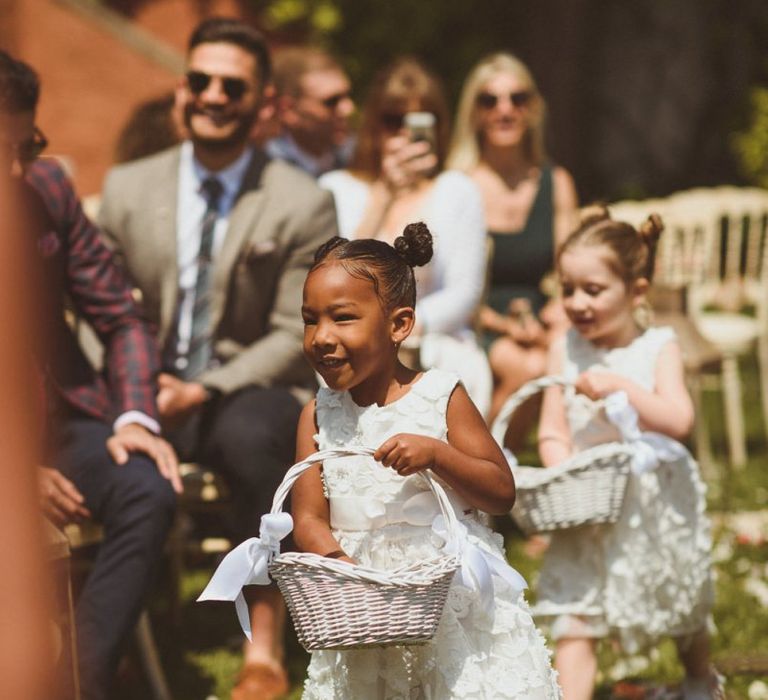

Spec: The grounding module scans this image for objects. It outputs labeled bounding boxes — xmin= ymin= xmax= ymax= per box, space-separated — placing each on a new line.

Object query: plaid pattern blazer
xmin=24 ymin=158 xmax=160 ymax=423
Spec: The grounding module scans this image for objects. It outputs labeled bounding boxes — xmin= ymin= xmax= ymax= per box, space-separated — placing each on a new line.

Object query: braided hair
xmin=311 ymin=222 xmax=434 ymax=309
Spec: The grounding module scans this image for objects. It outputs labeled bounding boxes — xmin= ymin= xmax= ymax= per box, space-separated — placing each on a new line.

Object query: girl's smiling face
xmin=558 ymin=244 xmax=647 ymax=348
xmin=302 ymin=262 xmax=413 ymax=405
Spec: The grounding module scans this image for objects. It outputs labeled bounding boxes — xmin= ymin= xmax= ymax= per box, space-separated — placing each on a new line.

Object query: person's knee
xmin=526 ymin=348 xmax=548 ymax=378
xmin=219 ymin=418 xmax=280 ymax=457
xmin=110 ymin=456 xmax=177 ymax=526
xmin=213 ymin=389 xmax=300 ymax=467
xmin=489 ymin=337 xmax=518 ymax=365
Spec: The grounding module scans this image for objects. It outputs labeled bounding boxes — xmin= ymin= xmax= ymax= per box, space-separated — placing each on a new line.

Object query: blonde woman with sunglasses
xmin=448 ymin=53 xmax=578 ymax=434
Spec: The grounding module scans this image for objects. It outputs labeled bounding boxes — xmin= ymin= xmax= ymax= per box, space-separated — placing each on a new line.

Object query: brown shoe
xmin=231 ymin=662 xmax=289 ymax=700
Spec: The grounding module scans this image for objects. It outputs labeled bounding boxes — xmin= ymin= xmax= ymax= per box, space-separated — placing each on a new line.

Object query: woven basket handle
xmin=491 ymin=375 xmax=572 ymax=447
xmin=268 ymin=447 xmax=461 ymax=548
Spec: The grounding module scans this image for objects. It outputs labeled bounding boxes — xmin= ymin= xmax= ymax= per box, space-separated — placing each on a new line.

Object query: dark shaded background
xmin=326 ymin=0 xmax=768 ymax=202
xmin=236 ymin=0 xmax=768 ymax=202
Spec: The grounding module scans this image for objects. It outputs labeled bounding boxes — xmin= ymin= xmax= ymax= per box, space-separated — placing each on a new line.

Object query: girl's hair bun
xmin=394 ymin=221 xmax=433 ymax=267
xmin=579 ymin=203 xmax=611 ymax=229
xmin=638 ymin=212 xmax=664 ymax=246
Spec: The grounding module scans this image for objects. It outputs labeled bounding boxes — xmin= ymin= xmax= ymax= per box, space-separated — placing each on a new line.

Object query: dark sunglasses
xmin=4 ymin=126 xmax=48 ymax=164
xmin=475 ymin=90 xmax=533 ymax=110
xmin=380 ymin=112 xmax=405 ymax=132
xmin=186 ymin=70 xmax=249 ymax=101
xmin=319 ymin=91 xmax=352 ymax=110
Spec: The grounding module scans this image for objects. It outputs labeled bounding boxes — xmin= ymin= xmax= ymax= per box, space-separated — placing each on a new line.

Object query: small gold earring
xmin=634 ymin=299 xmax=653 ymax=329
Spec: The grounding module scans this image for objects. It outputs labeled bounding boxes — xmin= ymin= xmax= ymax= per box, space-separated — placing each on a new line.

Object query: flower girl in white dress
xmin=286 ymin=222 xmax=560 ymax=699
xmin=535 ymin=207 xmax=721 ymax=699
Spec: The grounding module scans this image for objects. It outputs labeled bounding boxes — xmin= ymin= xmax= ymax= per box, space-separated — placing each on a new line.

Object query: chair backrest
xmin=610 ymin=188 xmax=768 ymax=318
xmin=712 ymin=187 xmax=768 ymax=299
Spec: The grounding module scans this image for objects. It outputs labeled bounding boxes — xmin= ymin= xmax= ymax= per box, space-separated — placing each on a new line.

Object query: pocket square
xmin=243 ymin=239 xmax=277 ymax=262
xmin=37 ymin=230 xmax=61 ymax=258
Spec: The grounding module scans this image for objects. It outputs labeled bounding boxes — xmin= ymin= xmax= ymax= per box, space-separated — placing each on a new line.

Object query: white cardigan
xmin=318 ymin=169 xmax=487 ymax=337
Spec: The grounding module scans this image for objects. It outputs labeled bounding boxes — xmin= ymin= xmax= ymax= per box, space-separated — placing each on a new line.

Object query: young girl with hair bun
xmin=293 ymin=221 xmax=561 ymax=698
xmin=535 ymin=206 xmax=722 ymax=699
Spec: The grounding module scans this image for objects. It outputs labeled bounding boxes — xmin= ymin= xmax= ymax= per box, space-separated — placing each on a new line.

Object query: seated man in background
xmin=98 ymin=17 xmax=337 ymax=700
xmin=266 ymin=45 xmax=355 ymax=177
xmin=0 ymin=49 xmax=180 ymax=700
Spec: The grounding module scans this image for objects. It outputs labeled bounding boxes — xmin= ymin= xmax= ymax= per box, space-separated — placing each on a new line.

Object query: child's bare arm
xmin=538 ymin=338 xmax=573 ymax=466
xmin=291 ymin=401 xmax=351 ymax=560
xmin=576 ymin=340 xmax=694 ymax=440
xmin=375 ymin=384 xmax=515 ymax=514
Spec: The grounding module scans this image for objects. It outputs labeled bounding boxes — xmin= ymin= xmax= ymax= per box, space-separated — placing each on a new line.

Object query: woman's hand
xmin=574 ymin=370 xmax=628 ymax=400
xmin=381 ymin=135 xmax=437 ymax=193
xmin=504 ymin=298 xmax=546 ymax=347
xmin=504 ymin=315 xmax=546 ymax=347
xmin=374 ymin=433 xmax=441 ymax=476
xmin=478 ymin=305 xmax=509 ymax=335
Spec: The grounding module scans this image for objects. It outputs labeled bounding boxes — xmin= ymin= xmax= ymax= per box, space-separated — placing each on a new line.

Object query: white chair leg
xmin=689 ymin=373 xmax=717 ymax=482
xmin=758 ymin=333 xmax=768 ymax=443
xmin=135 ymin=610 xmax=173 ymax=700
xmin=721 ymin=353 xmax=747 ymax=468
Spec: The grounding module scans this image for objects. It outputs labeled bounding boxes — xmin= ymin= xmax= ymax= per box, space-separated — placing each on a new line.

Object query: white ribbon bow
xmin=432 ymin=515 xmax=527 ymax=612
xmin=604 ymin=391 xmax=688 ymax=474
xmin=197 ymin=511 xmax=294 ymax=641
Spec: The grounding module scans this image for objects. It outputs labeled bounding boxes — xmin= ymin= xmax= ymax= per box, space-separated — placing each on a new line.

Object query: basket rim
xmin=269 ymin=550 xmax=461 ymax=587
xmin=512 ymin=442 xmax=634 ymax=488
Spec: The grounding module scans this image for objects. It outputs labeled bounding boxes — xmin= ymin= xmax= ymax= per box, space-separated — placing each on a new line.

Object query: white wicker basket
xmin=267 ymin=448 xmax=462 ymax=651
xmin=491 ymin=376 xmax=634 ymax=536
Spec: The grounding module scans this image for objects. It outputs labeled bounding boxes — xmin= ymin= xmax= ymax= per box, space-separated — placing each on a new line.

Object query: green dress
xmin=487 ymin=164 xmax=554 ymax=321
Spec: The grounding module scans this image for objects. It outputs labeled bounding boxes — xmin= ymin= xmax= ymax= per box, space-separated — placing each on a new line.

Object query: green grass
xmin=114 ymin=356 xmax=768 ymax=699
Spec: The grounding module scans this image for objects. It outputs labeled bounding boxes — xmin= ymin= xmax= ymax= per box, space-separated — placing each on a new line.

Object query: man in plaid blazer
xmin=1 ymin=50 xmax=179 ymax=700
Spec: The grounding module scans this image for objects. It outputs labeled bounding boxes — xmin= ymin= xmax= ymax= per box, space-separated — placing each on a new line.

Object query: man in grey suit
xmin=99 ymin=17 xmax=337 ymax=700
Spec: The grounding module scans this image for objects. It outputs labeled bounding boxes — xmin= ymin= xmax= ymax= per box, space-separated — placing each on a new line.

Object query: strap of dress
xmin=411 ymin=368 xmax=461 ymax=413
xmin=641 ymin=326 xmax=677 ymax=366
xmin=519 ymin=164 xmax=553 ymax=239
xmin=314 ymin=386 xmax=343 ymax=449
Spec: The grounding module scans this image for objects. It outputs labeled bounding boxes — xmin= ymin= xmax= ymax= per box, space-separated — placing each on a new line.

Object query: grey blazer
xmin=98 ymin=145 xmax=338 ymax=395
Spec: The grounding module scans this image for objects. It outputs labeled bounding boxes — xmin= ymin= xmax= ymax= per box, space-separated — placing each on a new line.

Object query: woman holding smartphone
xmin=319 ymin=57 xmax=492 ymax=416
xmin=448 ymin=53 xmax=579 ymax=427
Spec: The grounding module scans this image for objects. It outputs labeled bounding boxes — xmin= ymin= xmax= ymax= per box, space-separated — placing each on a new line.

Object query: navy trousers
xmin=50 ymin=414 xmax=176 ymax=700
xmin=169 ymin=384 xmax=303 ymax=540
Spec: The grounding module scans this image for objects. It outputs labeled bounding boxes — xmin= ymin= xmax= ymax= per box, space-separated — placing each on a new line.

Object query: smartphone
xmin=404 ymin=112 xmax=436 ymax=153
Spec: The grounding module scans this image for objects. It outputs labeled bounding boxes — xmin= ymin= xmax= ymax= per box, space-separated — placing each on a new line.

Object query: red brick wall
xmin=2 ymin=0 xmax=251 ymax=196
xmin=130 ymin=0 xmax=248 ymax=54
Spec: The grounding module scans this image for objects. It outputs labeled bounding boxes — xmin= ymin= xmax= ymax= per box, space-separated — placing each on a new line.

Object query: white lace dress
xmin=303 ymin=369 xmax=561 ymax=699
xmin=533 ymin=327 xmax=713 ymax=652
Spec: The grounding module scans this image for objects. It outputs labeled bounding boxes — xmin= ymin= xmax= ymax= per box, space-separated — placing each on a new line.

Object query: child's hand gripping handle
xmin=197 ymin=447 xmax=462 ymax=640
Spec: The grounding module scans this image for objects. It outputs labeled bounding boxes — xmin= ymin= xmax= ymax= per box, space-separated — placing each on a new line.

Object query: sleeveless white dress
xmin=533 ymin=327 xmax=713 ymax=653
xmin=303 ymin=368 xmax=561 ymax=699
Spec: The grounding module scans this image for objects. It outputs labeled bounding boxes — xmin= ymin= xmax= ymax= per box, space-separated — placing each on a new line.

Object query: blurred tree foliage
xmin=256 ymin=0 xmax=540 ymax=104
xmin=101 ymin=0 xmax=768 ymax=199
xmin=246 ymin=0 xmax=768 ymax=200
xmin=733 ymin=87 xmax=768 ymax=190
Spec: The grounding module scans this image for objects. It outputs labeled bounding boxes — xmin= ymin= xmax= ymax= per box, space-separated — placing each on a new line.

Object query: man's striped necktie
xmin=182 ymin=176 xmax=223 ymax=380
